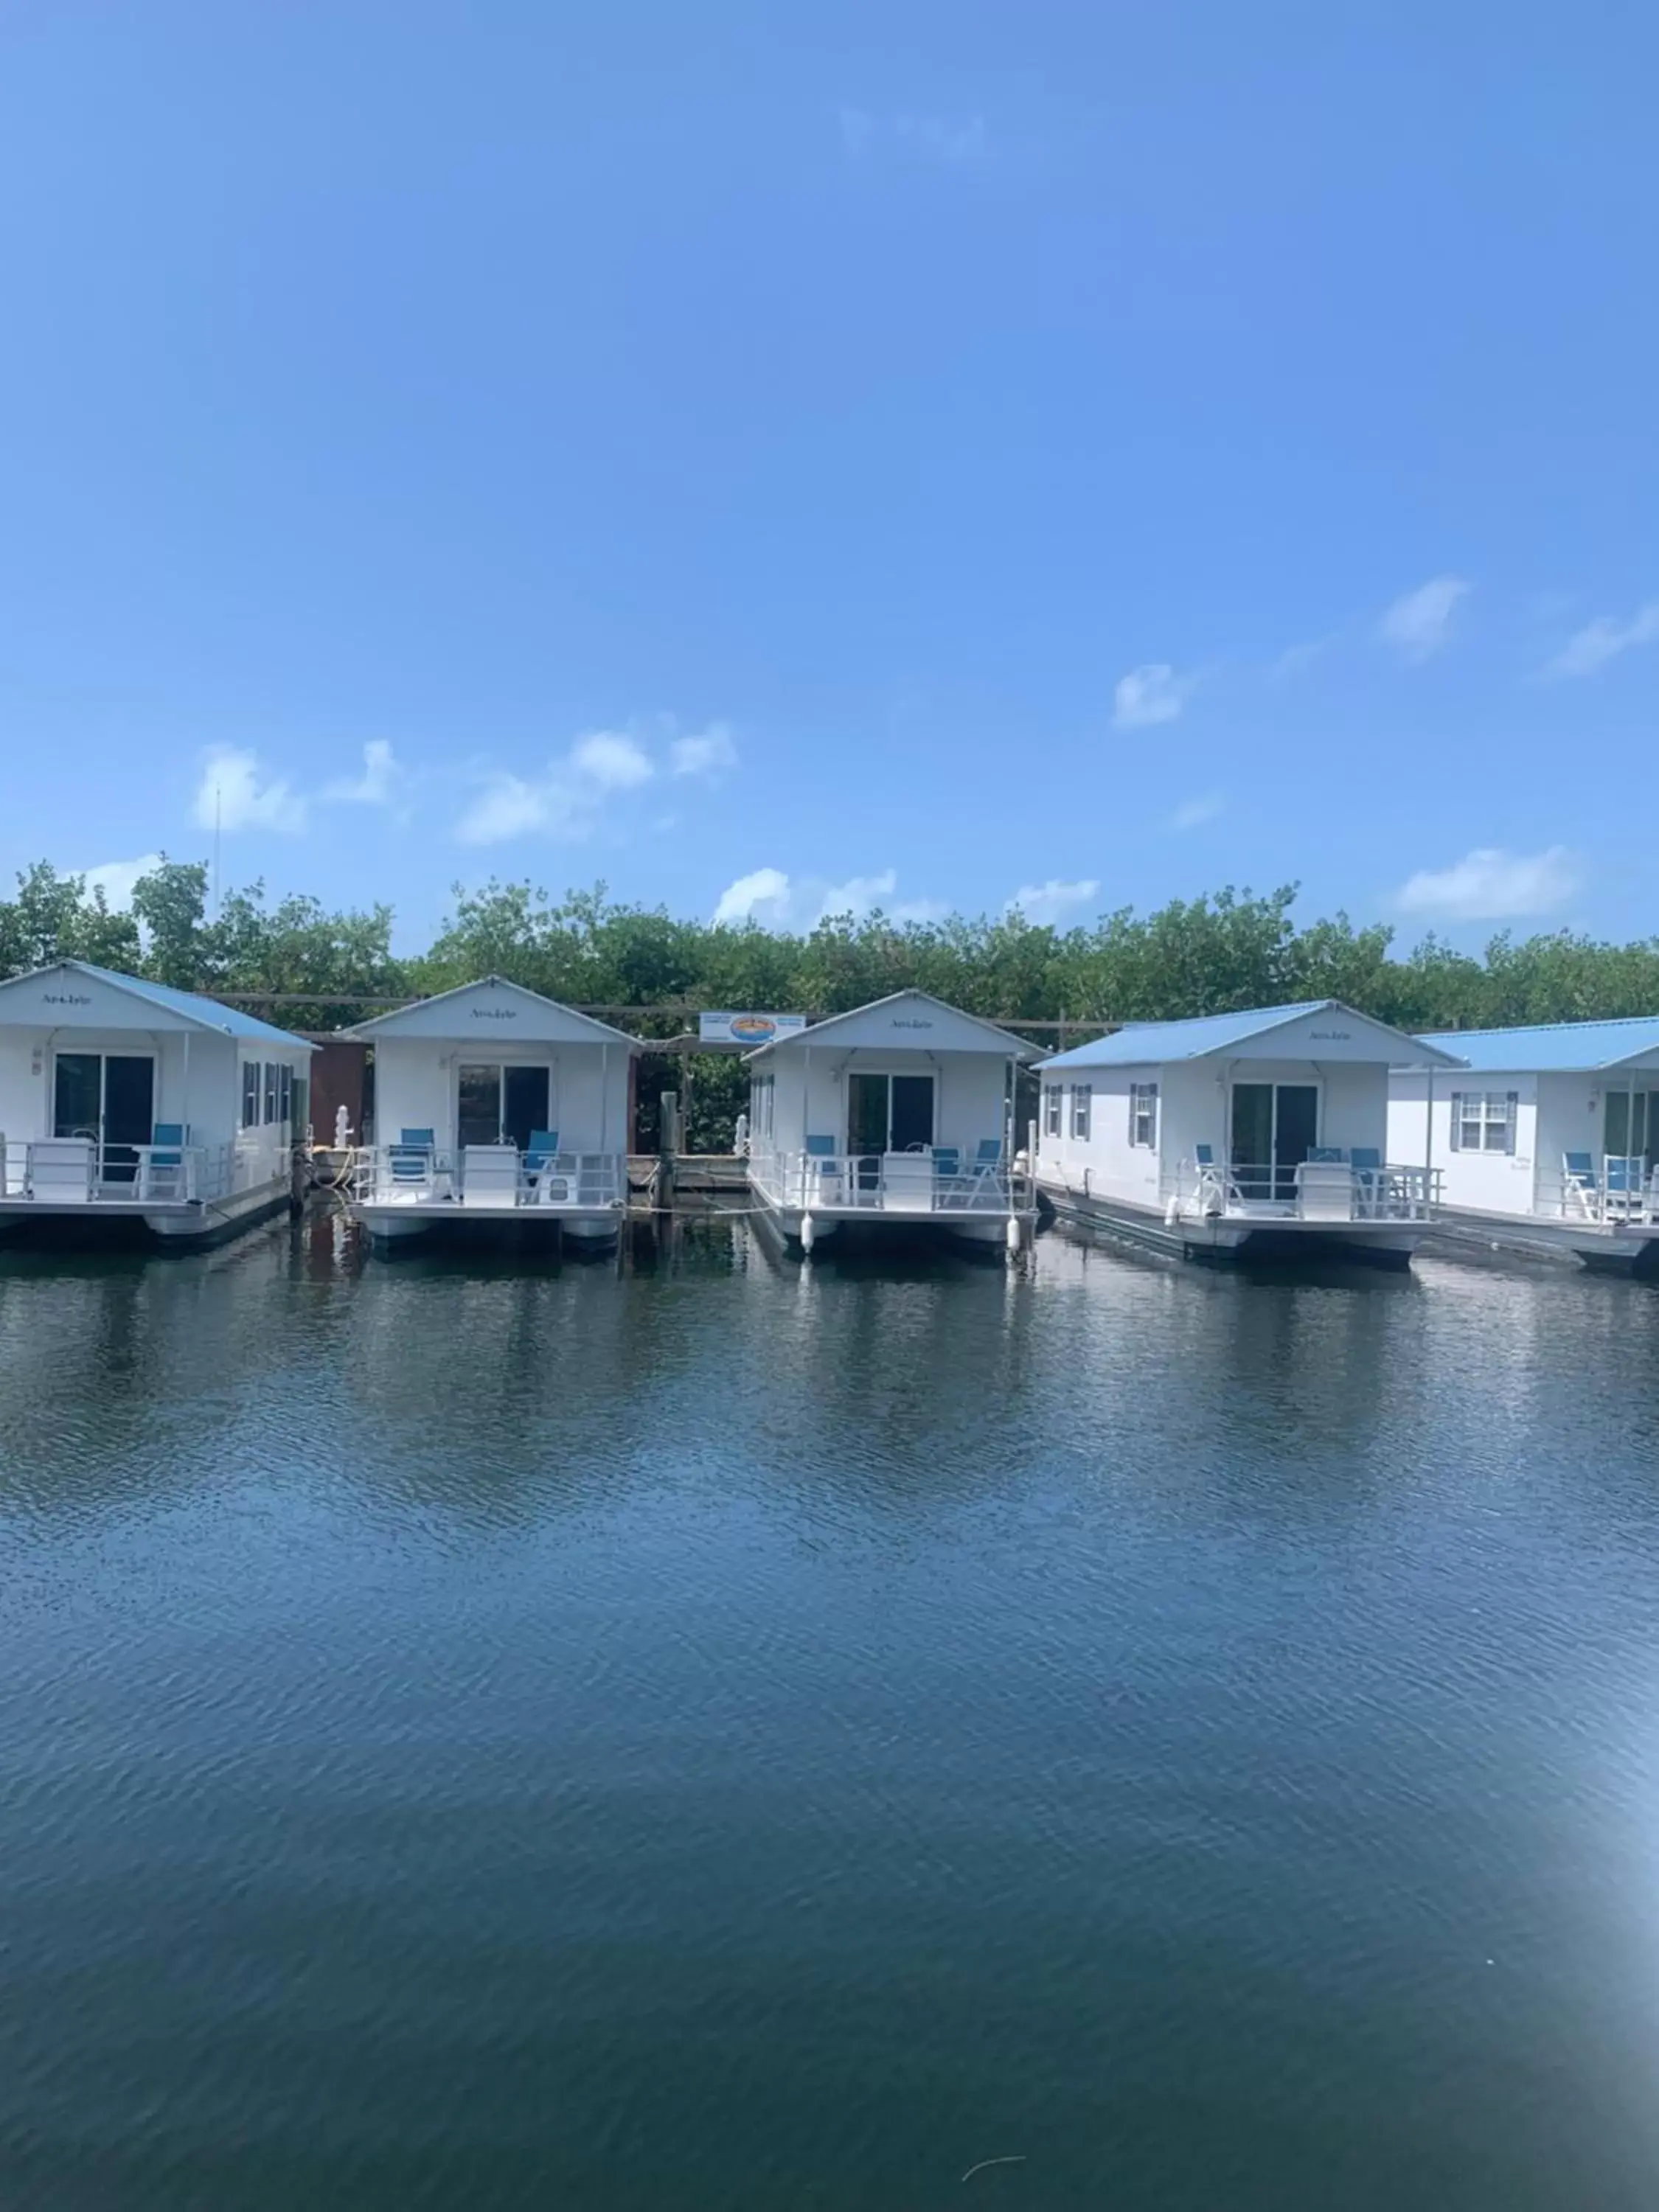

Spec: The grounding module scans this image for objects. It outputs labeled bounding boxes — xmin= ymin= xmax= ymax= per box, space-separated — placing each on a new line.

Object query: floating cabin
xmin=1034 ymin=999 xmax=1463 ymax=1268
xmin=1387 ymin=1017 xmax=1659 ymax=1276
xmin=0 ymin=959 xmax=312 ymax=1248
xmin=743 ymin=989 xmax=1038 ymax=1253
xmin=342 ymin=977 xmax=639 ymax=1251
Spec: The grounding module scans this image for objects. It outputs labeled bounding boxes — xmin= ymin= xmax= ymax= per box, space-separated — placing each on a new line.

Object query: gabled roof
xmin=0 ymin=960 xmax=312 ymax=1048
xmin=1039 ymin=998 xmax=1462 ymax=1071
xmin=744 ymin=988 xmax=1036 ymax=1062
xmin=1416 ymin=1015 xmax=1659 ymax=1073
xmin=341 ymin=974 xmax=640 ymax=1046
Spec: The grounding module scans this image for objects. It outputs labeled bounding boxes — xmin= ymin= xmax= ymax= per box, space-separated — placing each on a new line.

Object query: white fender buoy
xmin=1005 ymin=1214 xmax=1022 ymax=1254
xmin=1164 ymin=1194 xmax=1180 ymax=1228
xmin=801 ymin=1212 xmax=816 ymax=1256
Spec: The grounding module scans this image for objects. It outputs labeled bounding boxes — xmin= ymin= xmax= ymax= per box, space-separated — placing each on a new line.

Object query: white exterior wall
xmin=1388 ymin=1070 xmax=1543 ymax=1217
xmin=0 ymin=1023 xmax=304 ymax=1192
xmin=1037 ymin=1062 xmax=1164 ymax=1207
xmin=0 ymin=1034 xmax=46 ymax=1147
xmin=1537 ymin=1068 xmax=1646 ymax=1192
xmin=231 ymin=1041 xmax=307 ymax=1189
xmin=1040 ymin=1054 xmax=1394 ymax=1204
xmin=372 ymin=1035 xmax=629 ymax=1152
xmin=761 ymin=1046 xmax=1011 ymax=1155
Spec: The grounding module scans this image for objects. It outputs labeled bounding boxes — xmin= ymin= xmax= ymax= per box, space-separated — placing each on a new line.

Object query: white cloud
xmin=455 ymin=726 xmax=656 ymax=845
xmin=191 ymin=745 xmax=307 ymax=835
xmin=712 ymin=867 xmax=793 ymax=926
xmin=839 ymin=107 xmax=990 ymax=166
xmin=570 ymin=731 xmax=654 ymax=790
xmin=1113 ymin=663 xmax=1194 ymax=728
xmin=80 ymin=854 xmax=161 ymax=909
xmin=1168 ymin=790 xmax=1225 ymax=831
xmin=1395 ymin=846 xmax=1578 ymax=922
xmin=456 ymin=773 xmax=557 ymax=846
xmin=669 ymin=723 xmax=739 ymax=779
xmin=711 ymin=864 xmax=940 ymax=930
xmin=1005 ymin=878 xmax=1100 ymax=926
xmin=1270 ymin=638 xmax=1334 ymax=682
xmin=1543 ymin=600 xmax=1659 ymax=679
xmin=817 ymin=869 xmax=897 ymax=922
xmin=1378 ymin=575 xmax=1470 ymax=663
xmin=322 ymin=739 xmax=400 ymax=806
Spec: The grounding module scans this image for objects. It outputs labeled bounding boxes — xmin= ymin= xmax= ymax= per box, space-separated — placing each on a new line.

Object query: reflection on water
xmin=3 ymin=1215 xmax=1659 ymax=2211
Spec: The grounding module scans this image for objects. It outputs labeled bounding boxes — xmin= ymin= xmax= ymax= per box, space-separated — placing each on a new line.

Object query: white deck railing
xmin=352 ymin=1147 xmax=625 ymax=1211
xmin=1166 ymin=1158 xmax=1439 ymax=1225
xmin=0 ymin=1138 xmax=236 ymax=1205
xmin=1540 ymin=1158 xmax=1658 ymax=1225
xmin=749 ymin=1147 xmax=1032 ymax=1217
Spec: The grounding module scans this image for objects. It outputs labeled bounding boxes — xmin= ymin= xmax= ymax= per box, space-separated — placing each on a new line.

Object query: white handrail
xmin=352 ymin=1145 xmax=625 ymax=1209
xmin=748 ymin=1147 xmax=1032 ymax=1215
xmin=0 ymin=1138 xmax=234 ymax=1203
xmin=1545 ymin=1158 xmax=1655 ymax=1224
xmin=1166 ymin=1158 xmax=1439 ymax=1223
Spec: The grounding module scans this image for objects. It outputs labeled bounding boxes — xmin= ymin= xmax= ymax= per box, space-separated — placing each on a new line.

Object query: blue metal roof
xmin=68 ymin=964 xmax=313 ymax=1049
xmin=1040 ymin=1001 xmax=1329 ymax=1069
xmin=1417 ymin=1016 xmax=1659 ymax=1072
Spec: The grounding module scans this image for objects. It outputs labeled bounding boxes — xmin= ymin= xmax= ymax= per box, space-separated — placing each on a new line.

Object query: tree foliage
xmin=4 ymin=861 xmax=1658 ymax=1043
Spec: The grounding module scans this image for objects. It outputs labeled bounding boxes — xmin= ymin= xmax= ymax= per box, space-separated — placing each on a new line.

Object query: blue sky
xmin=1 ymin=3 xmax=1655 ymax=951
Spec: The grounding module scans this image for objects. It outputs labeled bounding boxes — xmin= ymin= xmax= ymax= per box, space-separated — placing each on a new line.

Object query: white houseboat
xmin=1387 ymin=1016 xmax=1659 ymax=1276
xmin=743 ymin=989 xmax=1037 ymax=1253
xmin=343 ymin=976 xmax=638 ymax=1250
xmin=1034 ymin=1000 xmax=1463 ymax=1267
xmin=0 ymin=959 xmax=312 ymax=1248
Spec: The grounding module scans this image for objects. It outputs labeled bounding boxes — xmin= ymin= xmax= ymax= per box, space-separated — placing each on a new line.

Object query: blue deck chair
xmin=931 ymin=1146 xmax=961 ymax=1176
xmin=525 ymin=1129 xmax=560 ymax=1174
xmin=1562 ymin=1151 xmax=1597 ymax=1216
xmin=804 ymin=1131 xmax=847 ymax=1200
xmin=1192 ymin=1142 xmax=1230 ymax=1214
xmin=1348 ymin=1144 xmax=1382 ymax=1205
xmin=143 ymin=1122 xmax=189 ymax=1199
xmin=972 ymin=1138 xmax=1003 ymax=1168
xmin=1605 ymin=1155 xmax=1644 ymax=1217
xmin=390 ymin=1127 xmax=436 ymax=1183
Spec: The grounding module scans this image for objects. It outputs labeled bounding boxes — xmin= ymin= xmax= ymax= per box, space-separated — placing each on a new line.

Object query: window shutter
xmin=1128 ymin=1088 xmax=1138 ymax=1143
xmin=1449 ymin=1092 xmax=1462 ymax=1152
xmin=1505 ymin=1091 xmax=1518 ymax=1156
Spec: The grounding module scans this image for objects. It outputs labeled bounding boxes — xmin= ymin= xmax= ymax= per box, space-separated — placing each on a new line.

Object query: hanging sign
xmin=698 ymin=1012 xmax=809 ymax=1046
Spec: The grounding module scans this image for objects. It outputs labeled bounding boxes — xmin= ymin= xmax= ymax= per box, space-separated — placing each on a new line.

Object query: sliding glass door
xmin=1604 ymin=1091 xmax=1654 ymax=1168
xmin=53 ymin=1052 xmax=155 ymax=1183
xmin=846 ymin=1072 xmax=935 ymax=1156
xmin=1231 ymin=1081 xmax=1318 ymax=1201
xmin=846 ymin=1071 xmax=936 ymax=1189
xmin=457 ymin=1064 xmax=552 ymax=1151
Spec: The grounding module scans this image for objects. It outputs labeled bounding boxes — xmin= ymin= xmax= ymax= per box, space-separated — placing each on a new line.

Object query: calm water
xmin=4 ymin=1219 xmax=1659 ymax=2210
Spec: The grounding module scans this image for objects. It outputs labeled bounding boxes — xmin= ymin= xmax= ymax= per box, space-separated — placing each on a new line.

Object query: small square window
xmin=1130 ymin=1082 xmax=1159 ymax=1149
xmin=1453 ymin=1092 xmax=1515 ymax=1155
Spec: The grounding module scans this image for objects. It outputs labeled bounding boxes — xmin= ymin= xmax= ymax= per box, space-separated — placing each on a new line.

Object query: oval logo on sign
xmin=728 ymin=1015 xmax=776 ymax=1043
